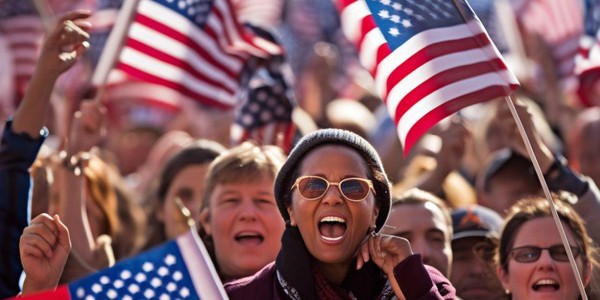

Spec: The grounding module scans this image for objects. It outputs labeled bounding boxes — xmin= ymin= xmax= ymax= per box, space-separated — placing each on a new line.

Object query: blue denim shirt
xmin=0 ymin=120 xmax=47 ymax=298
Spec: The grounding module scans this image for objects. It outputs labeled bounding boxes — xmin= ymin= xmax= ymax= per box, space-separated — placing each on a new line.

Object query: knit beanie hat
xmin=274 ymin=128 xmax=391 ymax=231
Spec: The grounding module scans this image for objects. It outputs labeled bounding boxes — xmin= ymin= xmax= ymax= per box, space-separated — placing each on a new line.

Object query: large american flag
xmin=114 ymin=0 xmax=282 ymax=110
xmin=16 ymin=229 xmax=228 ymax=300
xmin=514 ymin=0 xmax=584 ymax=84
xmin=0 ymin=0 xmax=45 ymax=102
xmin=337 ymin=0 xmax=519 ymax=155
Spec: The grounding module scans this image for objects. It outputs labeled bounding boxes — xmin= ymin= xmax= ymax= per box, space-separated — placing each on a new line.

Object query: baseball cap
xmin=452 ymin=205 xmax=503 ymax=240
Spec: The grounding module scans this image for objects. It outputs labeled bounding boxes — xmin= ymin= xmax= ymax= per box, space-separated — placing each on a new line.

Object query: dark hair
xmin=144 ymin=139 xmax=225 ymax=250
xmin=157 ymin=140 xmax=226 ymax=201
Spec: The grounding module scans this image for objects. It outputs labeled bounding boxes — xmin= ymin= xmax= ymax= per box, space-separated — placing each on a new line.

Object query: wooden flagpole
xmin=90 ymin=0 xmax=141 ymax=102
xmin=504 ymin=95 xmax=588 ymax=300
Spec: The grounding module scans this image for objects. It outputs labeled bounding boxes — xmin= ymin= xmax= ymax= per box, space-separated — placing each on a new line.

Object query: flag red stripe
xmin=117 ymin=62 xmax=233 ymax=109
xmin=383 ymin=33 xmax=491 ymax=99
xmin=125 ymin=38 xmax=236 ymax=94
xmin=403 ymin=86 xmax=508 ymax=155
xmin=134 ymin=13 xmax=243 ymax=75
xmin=393 ymin=58 xmax=509 ymax=124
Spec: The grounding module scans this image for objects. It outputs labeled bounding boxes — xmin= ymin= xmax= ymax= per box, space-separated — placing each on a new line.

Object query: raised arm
xmin=0 ymin=11 xmax=89 ymax=298
xmin=12 ymin=10 xmax=90 ymax=138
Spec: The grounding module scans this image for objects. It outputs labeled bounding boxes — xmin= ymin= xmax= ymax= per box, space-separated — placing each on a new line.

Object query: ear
xmin=496 ymin=265 xmax=511 ymax=291
xmin=372 ymin=203 xmax=380 ymax=226
xmin=287 ymin=206 xmax=297 ymax=227
xmin=199 ymin=208 xmax=211 ymax=235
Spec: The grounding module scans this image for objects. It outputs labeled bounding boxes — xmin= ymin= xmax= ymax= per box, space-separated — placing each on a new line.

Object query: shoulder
xmin=424 ymin=265 xmax=455 ymax=298
xmin=393 ymin=254 xmax=456 ymax=299
xmin=225 ymin=262 xmax=278 ymax=299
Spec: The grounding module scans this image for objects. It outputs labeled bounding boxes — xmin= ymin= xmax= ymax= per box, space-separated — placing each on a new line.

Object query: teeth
xmin=535 ymin=279 xmax=558 ymax=285
xmin=320 ymin=216 xmax=345 ymax=223
xmin=322 ymin=235 xmax=344 ymax=241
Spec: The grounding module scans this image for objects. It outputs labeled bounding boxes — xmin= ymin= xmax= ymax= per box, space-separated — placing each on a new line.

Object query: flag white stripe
xmin=359 ymin=29 xmax=386 ymax=72
xmin=120 ymin=47 xmax=237 ymax=106
xmin=139 ymin=0 xmax=242 ymax=71
xmin=106 ymin=82 xmax=184 ymax=108
xmin=397 ymin=71 xmax=514 ymax=142
xmin=340 ymin=1 xmax=371 ymax=43
xmin=128 ymin=22 xmax=238 ymax=91
xmin=385 ymin=44 xmax=499 ymax=119
xmin=374 ymin=21 xmax=482 ymax=98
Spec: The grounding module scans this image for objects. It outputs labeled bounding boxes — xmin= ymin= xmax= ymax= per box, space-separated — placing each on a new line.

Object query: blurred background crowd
xmin=2 ymin=0 xmax=600 ymax=299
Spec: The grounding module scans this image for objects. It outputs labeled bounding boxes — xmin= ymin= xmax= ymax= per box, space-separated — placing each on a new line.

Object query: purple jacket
xmin=225 ymin=254 xmax=455 ymax=299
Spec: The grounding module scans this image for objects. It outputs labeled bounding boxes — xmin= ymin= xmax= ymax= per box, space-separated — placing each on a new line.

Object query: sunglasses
xmin=290 ymin=175 xmax=375 ymax=202
xmin=509 ymin=244 xmax=581 ymax=263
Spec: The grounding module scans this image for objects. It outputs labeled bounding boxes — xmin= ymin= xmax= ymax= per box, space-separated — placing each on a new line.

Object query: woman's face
xmin=201 ymin=176 xmax=285 ymax=279
xmin=498 ymin=217 xmax=588 ymax=300
xmin=287 ymin=145 xmax=379 ymax=267
xmin=159 ymin=164 xmax=210 ymax=239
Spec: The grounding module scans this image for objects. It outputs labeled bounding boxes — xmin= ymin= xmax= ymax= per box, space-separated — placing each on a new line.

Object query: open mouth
xmin=532 ymin=279 xmax=560 ymax=292
xmin=319 ymin=216 xmax=347 ymax=241
xmin=235 ymin=231 xmax=264 ymax=245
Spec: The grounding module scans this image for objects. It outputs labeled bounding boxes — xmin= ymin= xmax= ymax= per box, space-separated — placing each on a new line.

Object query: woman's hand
xmin=356 ymin=232 xmax=413 ymax=273
xmin=37 ymin=10 xmax=91 ymax=78
xmin=356 ymin=232 xmax=412 ymax=299
xmin=20 ymin=214 xmax=71 ymax=295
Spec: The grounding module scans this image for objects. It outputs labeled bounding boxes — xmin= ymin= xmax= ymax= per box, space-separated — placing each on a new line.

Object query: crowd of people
xmin=2 ymin=0 xmax=600 ymax=299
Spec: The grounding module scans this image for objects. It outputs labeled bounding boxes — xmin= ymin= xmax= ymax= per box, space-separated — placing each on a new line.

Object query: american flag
xmin=0 ymin=0 xmax=45 ymax=102
xmin=231 ymin=25 xmax=295 ymax=153
xmin=230 ymin=0 xmax=284 ymax=28
xmin=575 ymin=0 xmax=600 ymax=106
xmin=114 ymin=0 xmax=282 ymax=110
xmin=515 ymin=0 xmax=584 ymax=83
xmin=15 ymin=229 xmax=228 ymax=300
xmin=336 ymin=0 xmax=519 ymax=155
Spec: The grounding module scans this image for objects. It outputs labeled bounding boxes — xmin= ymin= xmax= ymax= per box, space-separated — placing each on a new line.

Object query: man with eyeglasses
xmin=450 ymin=205 xmax=505 ymax=300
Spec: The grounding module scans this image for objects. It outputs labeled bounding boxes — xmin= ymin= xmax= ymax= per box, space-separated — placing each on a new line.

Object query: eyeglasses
xmin=509 ymin=245 xmax=581 ymax=263
xmin=290 ymin=175 xmax=375 ymax=202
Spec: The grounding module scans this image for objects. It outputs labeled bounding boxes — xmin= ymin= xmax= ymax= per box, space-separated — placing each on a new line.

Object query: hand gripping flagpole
xmin=504 ymin=95 xmax=588 ymax=300
xmin=452 ymin=1 xmax=588 ymax=297
xmin=91 ymin=0 xmax=141 ymax=102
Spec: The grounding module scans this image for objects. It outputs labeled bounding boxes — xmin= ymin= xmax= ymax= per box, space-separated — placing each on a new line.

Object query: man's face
xmin=382 ymin=202 xmax=452 ymax=276
xmin=451 ymin=237 xmax=505 ymax=300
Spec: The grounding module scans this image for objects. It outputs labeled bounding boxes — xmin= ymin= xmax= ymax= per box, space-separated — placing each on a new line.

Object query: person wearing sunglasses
xmin=496 ymin=195 xmax=599 ymax=300
xmin=225 ymin=129 xmax=455 ymax=299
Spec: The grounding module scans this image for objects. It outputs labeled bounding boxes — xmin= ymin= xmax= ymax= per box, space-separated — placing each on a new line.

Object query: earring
xmin=505 ymin=289 xmax=510 ymax=295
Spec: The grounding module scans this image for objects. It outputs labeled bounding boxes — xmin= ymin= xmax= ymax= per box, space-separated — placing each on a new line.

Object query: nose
xmin=536 ymin=249 xmax=556 ymax=270
xmin=469 ymin=257 xmax=487 ymax=275
xmin=238 ymin=200 xmax=258 ymax=221
xmin=320 ymin=184 xmax=344 ymax=206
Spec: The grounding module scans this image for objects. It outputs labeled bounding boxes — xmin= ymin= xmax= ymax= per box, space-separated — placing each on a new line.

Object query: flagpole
xmin=504 ymin=95 xmax=588 ymax=300
xmin=31 ymin=0 xmax=54 ymax=33
xmin=90 ymin=0 xmax=140 ymax=101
